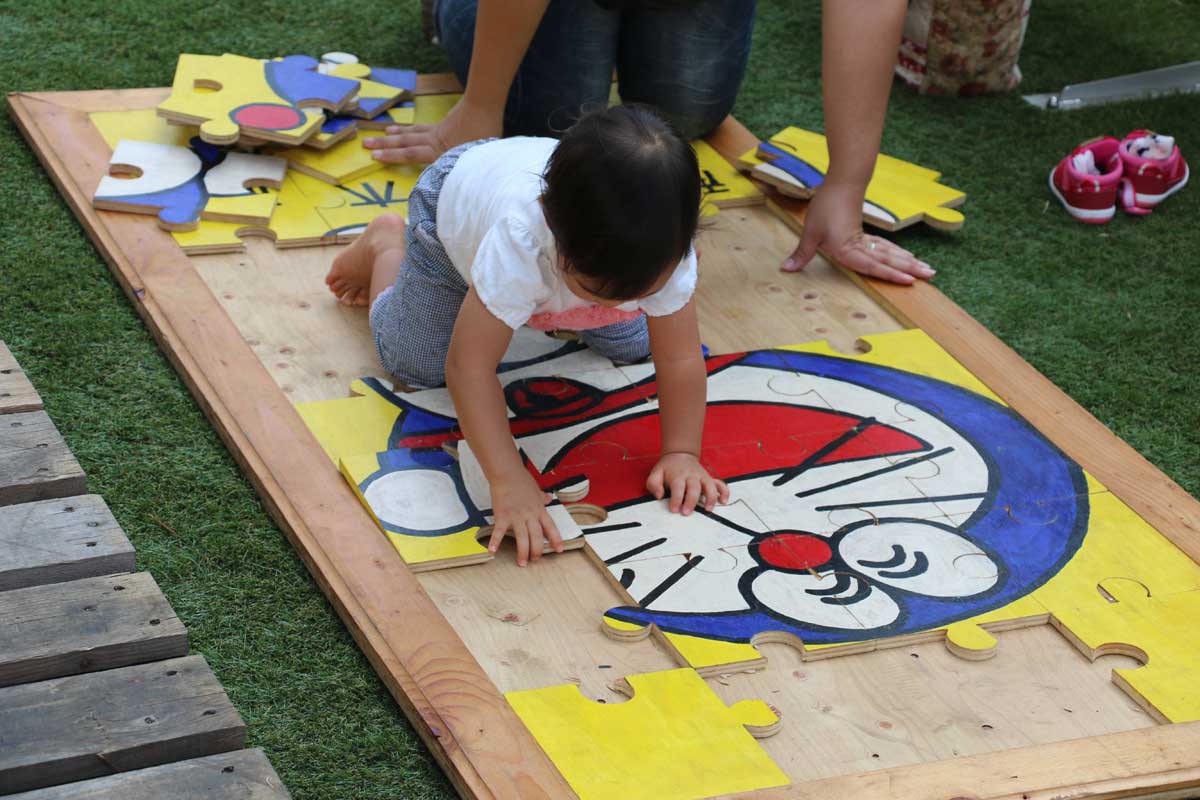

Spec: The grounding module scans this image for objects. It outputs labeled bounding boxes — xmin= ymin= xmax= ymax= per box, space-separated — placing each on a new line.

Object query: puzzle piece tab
xmin=506 ymin=668 xmax=787 ymax=800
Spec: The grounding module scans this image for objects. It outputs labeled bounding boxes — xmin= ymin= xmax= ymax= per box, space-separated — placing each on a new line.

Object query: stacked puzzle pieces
xmin=90 ymin=52 xmax=441 ymax=254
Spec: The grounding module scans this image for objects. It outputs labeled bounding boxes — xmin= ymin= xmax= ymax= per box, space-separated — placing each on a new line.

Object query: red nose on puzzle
xmin=755 ymin=532 xmax=832 ymax=571
xmin=231 ymin=103 xmax=305 ymax=130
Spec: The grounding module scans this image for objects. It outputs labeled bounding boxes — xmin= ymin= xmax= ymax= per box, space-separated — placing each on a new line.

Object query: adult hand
xmin=782 ymin=180 xmax=935 ymax=285
xmin=362 ymin=98 xmax=503 ymax=164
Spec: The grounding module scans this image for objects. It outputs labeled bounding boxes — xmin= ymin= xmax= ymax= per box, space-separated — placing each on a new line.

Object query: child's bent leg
xmin=368 ymin=239 xmax=467 ymax=389
xmin=578 ymin=316 xmax=651 ymax=365
xmin=325 ymin=213 xmax=408 ymax=307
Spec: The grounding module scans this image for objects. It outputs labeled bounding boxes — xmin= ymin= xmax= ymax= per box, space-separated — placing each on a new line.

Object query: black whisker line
xmin=794 ymin=447 xmax=954 ymax=499
xmin=604 ymin=538 xmax=668 ymax=565
xmin=773 ymin=417 xmax=879 ymax=487
xmin=814 ymin=491 xmax=986 ymax=512
xmin=856 ymin=544 xmax=906 ymax=569
xmin=583 ymin=522 xmax=642 ymax=534
xmin=639 ymin=555 xmax=704 ymax=607
xmin=878 ymin=551 xmax=930 ymax=579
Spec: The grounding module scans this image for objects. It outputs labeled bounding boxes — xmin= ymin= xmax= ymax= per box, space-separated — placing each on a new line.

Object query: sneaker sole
xmin=1048 ymin=167 xmax=1115 ymax=223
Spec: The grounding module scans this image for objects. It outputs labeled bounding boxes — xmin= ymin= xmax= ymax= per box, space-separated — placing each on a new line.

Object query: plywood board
xmin=10 ymin=85 xmax=1200 ymax=800
xmin=0 ymin=495 xmax=133 ymax=592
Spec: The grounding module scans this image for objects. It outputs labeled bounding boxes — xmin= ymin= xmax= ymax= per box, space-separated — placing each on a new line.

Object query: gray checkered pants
xmin=368 ymin=139 xmax=650 ymax=388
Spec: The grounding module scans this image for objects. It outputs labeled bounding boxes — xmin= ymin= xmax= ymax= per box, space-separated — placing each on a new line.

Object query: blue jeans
xmin=435 ymin=0 xmax=756 ymax=140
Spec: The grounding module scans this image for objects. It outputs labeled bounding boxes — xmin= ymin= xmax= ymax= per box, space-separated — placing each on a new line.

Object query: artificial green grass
xmin=1 ymin=2 xmax=1197 ymax=798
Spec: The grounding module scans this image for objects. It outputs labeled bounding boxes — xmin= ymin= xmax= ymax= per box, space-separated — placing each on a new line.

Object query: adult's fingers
xmin=782 ymin=227 xmax=821 ymax=273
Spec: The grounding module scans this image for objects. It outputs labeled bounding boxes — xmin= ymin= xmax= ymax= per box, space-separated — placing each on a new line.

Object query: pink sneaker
xmin=1049 ymin=136 xmax=1123 ymax=224
xmin=1117 ymin=130 xmax=1189 ymax=216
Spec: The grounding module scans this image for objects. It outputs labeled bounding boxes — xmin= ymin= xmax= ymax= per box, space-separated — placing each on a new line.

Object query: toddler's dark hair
xmin=541 ymin=104 xmax=700 ymax=301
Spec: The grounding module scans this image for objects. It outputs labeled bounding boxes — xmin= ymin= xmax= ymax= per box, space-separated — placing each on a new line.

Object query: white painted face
xmin=575 ymin=364 xmax=1001 ymax=631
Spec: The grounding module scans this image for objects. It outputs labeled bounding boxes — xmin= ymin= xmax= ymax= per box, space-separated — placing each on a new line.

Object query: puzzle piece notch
xmin=505 ymin=668 xmax=788 ymax=800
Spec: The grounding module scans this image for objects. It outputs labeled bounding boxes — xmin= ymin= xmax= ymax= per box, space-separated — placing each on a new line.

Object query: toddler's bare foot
xmin=325 ymin=213 xmax=407 ymax=307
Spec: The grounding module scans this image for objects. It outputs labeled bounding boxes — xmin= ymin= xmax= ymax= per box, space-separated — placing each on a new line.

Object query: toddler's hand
xmin=488 ymin=473 xmax=564 ymax=567
xmin=646 ymin=453 xmax=730 ymax=515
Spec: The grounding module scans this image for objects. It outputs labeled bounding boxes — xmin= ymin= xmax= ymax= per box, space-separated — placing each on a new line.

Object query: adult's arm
xmin=364 ymin=0 xmax=551 ymax=164
xmin=783 ymin=0 xmax=935 ymax=285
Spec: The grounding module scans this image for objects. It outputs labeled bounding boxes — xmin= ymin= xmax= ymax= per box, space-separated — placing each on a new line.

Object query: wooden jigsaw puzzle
xmin=738 ymin=126 xmax=966 ymax=231
xmin=299 ymin=328 xmax=1200 ymax=724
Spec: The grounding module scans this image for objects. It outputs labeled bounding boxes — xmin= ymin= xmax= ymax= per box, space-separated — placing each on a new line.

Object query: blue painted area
xmin=607 ymin=349 xmax=1089 ymax=646
xmin=758 ymin=141 xmax=825 ymax=190
xmin=321 ymin=114 xmax=357 ymax=135
xmin=368 ymin=67 xmax=418 ymax=92
xmin=266 ymin=55 xmax=357 ymax=107
xmin=97 ymin=136 xmax=229 ymax=227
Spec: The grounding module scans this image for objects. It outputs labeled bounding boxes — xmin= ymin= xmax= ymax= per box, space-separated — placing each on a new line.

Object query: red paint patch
xmin=232 ymin=103 xmax=304 ymax=130
xmin=756 ymin=532 xmax=831 ymax=571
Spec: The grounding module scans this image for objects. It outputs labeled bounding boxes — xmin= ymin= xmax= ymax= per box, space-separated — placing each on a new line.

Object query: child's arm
xmin=446 ymin=289 xmax=564 ymax=566
xmin=644 ymin=299 xmax=730 ymax=515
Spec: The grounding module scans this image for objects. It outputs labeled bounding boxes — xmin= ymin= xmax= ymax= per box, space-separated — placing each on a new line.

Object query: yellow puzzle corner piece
xmin=1052 ymin=581 xmax=1200 ymax=723
xmin=506 ymin=668 xmax=788 ymax=800
xmin=294 ymin=384 xmax=403 ymax=463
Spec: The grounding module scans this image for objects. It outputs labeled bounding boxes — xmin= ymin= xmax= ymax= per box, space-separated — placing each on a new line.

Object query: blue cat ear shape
xmin=187 ymin=136 xmax=225 ymax=167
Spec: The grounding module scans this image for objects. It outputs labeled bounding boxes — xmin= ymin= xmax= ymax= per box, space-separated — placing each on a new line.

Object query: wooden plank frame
xmin=8 ymin=80 xmax=1200 ymax=800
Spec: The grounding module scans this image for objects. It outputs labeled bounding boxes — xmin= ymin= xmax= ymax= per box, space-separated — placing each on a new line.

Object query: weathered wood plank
xmin=0 ymin=496 xmax=134 ymax=592
xmin=3 ymin=749 xmax=290 ymax=800
xmin=0 ymin=655 xmax=245 ymax=795
xmin=0 ymin=572 xmax=187 ymax=687
xmin=0 ymin=412 xmax=85 ymax=507
xmin=0 ymin=343 xmax=41 ymax=416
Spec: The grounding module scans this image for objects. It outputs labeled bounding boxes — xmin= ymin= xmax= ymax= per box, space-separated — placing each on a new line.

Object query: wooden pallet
xmin=7 ymin=81 xmax=1200 ymax=800
xmin=0 ymin=345 xmax=290 ymax=799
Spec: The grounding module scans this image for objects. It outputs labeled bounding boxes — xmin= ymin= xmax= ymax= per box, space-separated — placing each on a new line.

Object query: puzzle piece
xmin=738 ymin=126 xmax=966 ymax=231
xmin=692 ymin=139 xmax=763 ymax=217
xmin=158 ymin=53 xmax=359 ymax=146
xmin=93 ymin=138 xmax=285 ymax=231
xmin=505 ymin=668 xmax=787 ymax=800
xmin=89 ymin=109 xmax=195 ymax=148
xmin=277 ymin=129 xmax=381 ymax=185
xmin=1051 ymin=581 xmax=1200 ymax=722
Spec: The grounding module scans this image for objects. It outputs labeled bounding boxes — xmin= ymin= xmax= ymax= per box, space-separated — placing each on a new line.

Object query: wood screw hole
xmin=0 ymin=369 xmax=12 ymax=374
xmin=149 ymin=618 xmax=161 ymax=625
xmin=144 ymin=716 xmax=155 ymax=724
xmin=166 ymin=670 xmax=178 ymax=676
xmin=87 ymin=521 xmax=100 ymax=527
xmin=203 ymin=709 xmax=217 ymax=716
xmin=37 ymin=467 xmax=49 ymax=472
xmin=83 ymin=605 xmax=95 ymax=611
xmin=113 ymin=585 xmax=125 ymax=591
xmin=982 ymin=723 xmax=994 ymax=730
xmin=0 ymin=393 xmax=9 ymax=398
xmin=10 ymin=421 xmax=22 ymax=427
xmin=85 ymin=541 xmax=96 ymax=547
xmin=64 ymin=506 xmax=75 ymax=512
xmin=222 ymin=766 xmax=235 ymax=773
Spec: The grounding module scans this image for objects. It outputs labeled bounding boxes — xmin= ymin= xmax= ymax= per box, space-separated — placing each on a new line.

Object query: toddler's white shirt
xmin=436 ymin=137 xmax=696 ymax=331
